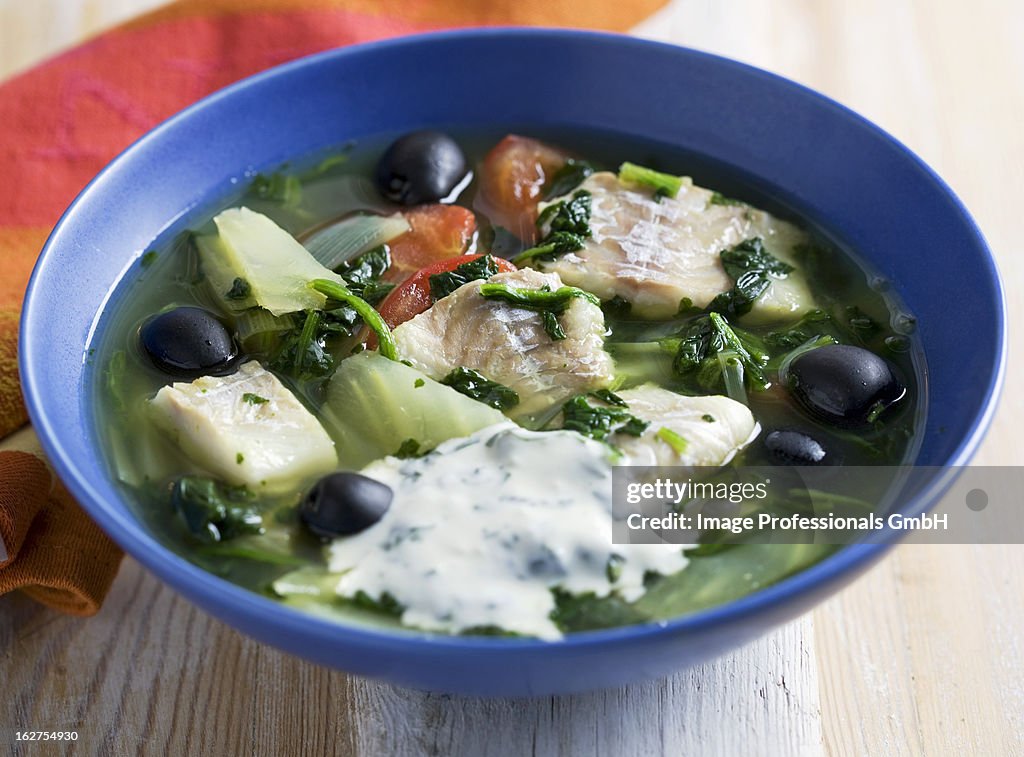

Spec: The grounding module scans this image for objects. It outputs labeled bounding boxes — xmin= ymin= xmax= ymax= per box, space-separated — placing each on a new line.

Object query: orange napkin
xmin=0 ymin=0 xmax=668 ymax=615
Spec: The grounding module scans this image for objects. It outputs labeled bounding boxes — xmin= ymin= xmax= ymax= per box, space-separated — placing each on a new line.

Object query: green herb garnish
xmin=550 ymin=587 xmax=646 ymax=632
xmin=656 ymin=427 xmax=689 ymax=455
xmin=242 ymin=393 xmax=269 ymax=405
xmin=540 ymin=311 xmax=566 ymax=340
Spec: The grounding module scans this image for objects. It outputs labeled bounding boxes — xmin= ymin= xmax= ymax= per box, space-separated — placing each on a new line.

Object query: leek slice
xmin=303 ymin=213 xmax=410 ymax=271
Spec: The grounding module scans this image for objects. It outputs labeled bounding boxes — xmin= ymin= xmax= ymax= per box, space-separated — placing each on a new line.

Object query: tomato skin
xmin=476 ymin=135 xmax=572 ymax=243
xmin=375 ymin=254 xmax=517 ymax=334
xmin=384 ymin=205 xmax=477 ymax=283
xmin=376 ymin=276 xmax=434 ymax=331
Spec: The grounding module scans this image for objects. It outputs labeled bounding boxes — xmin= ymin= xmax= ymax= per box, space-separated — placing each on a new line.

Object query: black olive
xmin=764 ymin=430 xmax=829 ymax=465
xmin=140 ymin=306 xmax=239 ymax=378
xmin=788 ymin=344 xmax=904 ymax=427
xmin=301 ymin=472 xmax=393 ymax=539
xmin=375 ymin=131 xmax=468 ymax=205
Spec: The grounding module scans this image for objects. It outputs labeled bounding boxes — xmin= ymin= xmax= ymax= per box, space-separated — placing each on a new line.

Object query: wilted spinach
xmin=171 ymin=476 xmax=263 ymax=543
xmin=441 ymin=367 xmax=520 ymax=410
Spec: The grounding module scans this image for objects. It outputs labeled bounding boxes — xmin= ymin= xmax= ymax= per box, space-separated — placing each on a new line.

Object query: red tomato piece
xmin=370 ymin=254 xmax=517 ymax=346
xmin=384 ymin=205 xmax=478 ymax=284
xmin=476 ymin=135 xmax=573 ymax=243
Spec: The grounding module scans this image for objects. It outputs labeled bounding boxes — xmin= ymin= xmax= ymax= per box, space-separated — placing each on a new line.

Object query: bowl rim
xmin=20 ymin=27 xmax=1007 ymax=652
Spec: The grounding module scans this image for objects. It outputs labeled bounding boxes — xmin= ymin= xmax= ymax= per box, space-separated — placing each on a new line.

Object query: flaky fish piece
xmin=535 ymin=172 xmax=814 ymax=320
xmin=614 ymin=384 xmax=758 ymax=466
xmin=393 ymin=268 xmax=615 ymax=417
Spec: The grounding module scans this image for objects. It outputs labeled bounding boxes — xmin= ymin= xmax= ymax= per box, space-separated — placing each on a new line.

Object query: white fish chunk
xmin=392 ymin=268 xmax=616 ymax=417
xmin=536 ymin=172 xmax=814 ymax=320
xmin=149 ymin=361 xmax=337 ymax=490
xmin=614 ymin=385 xmax=758 ymax=466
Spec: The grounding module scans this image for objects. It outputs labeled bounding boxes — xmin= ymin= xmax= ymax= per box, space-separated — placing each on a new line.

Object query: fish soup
xmin=94 ymin=130 xmax=923 ymax=638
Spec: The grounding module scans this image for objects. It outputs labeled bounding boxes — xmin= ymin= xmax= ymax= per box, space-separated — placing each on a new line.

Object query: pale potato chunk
xmin=392 ymin=268 xmax=616 ymax=417
xmin=536 ymin=172 xmax=814 ymax=321
xmin=150 ymin=361 xmax=337 ymax=490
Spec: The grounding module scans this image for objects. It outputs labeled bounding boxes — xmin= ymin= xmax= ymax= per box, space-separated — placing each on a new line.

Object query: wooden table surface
xmin=2 ymin=1 xmax=1022 ymax=754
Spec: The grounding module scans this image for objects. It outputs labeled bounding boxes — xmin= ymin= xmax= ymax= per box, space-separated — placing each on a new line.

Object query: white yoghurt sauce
xmin=327 ymin=422 xmax=688 ymax=640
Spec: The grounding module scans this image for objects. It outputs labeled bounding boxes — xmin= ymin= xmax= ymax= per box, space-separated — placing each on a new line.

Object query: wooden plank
xmin=2 ymin=0 xmax=1023 ymax=754
xmin=347 ymin=619 xmax=823 ymax=756
xmin=1 ymin=560 xmax=359 ymax=756
xmin=637 ymin=2 xmax=1024 ymax=753
xmin=2 ymin=560 xmax=823 ymax=755
xmin=815 ymin=545 xmax=1024 ymax=756
xmin=0 ymin=0 xmax=167 ymax=79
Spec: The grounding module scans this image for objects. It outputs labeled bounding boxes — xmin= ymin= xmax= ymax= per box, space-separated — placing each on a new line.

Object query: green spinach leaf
xmin=536 ymin=189 xmax=592 ymax=237
xmin=336 ymin=245 xmax=394 ymax=305
xmin=441 ymin=367 xmax=520 ymax=410
xmin=544 ymin=159 xmax=595 ymax=200
xmin=707 ymin=238 xmax=794 ymax=318
xmin=513 ymin=190 xmax=593 ymax=265
xmin=560 ymin=394 xmax=649 ymax=441
xmin=671 ymin=312 xmax=769 ymax=390
xmin=429 ymin=255 xmax=501 ymax=301
xmin=171 ymin=476 xmax=263 ymax=543
xmin=478 ymin=282 xmax=600 ymax=341
xmin=269 ymin=310 xmax=334 ymax=380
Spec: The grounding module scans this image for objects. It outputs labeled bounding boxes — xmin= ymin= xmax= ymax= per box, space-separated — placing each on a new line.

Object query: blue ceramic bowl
xmin=21 ymin=30 xmax=1004 ymax=696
